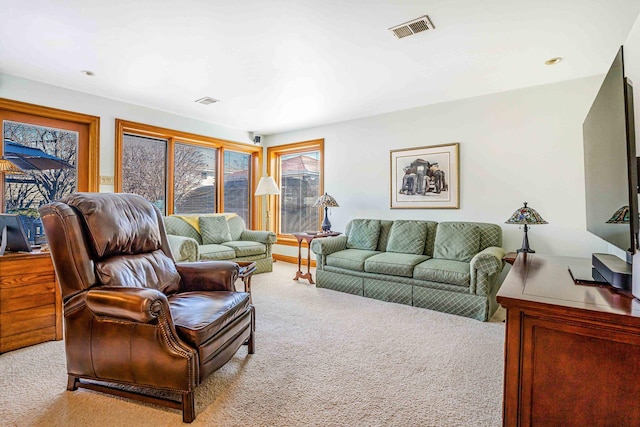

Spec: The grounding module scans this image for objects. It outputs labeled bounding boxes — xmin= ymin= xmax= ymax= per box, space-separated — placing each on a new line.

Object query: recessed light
xmin=81 ymin=70 xmax=95 ymax=76
xmin=544 ymin=57 xmax=562 ymax=66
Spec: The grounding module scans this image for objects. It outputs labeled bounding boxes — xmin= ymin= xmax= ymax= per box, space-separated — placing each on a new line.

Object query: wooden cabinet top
xmin=0 ymin=249 xmax=51 ymax=261
xmin=497 ymin=253 xmax=640 ymax=324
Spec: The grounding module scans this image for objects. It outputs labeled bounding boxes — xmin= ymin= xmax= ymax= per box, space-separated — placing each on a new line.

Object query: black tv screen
xmin=583 ymin=46 xmax=638 ymax=254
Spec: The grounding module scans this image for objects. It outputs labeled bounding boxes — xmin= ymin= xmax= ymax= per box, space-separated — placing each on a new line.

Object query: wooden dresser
xmin=497 ymin=253 xmax=640 ymax=426
xmin=0 ymin=251 xmax=62 ymax=353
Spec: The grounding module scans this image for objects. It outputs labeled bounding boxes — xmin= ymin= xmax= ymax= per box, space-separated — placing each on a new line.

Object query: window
xmin=0 ymin=98 xmax=99 ymax=243
xmin=115 ymin=120 xmax=260 ymax=227
xmin=121 ymin=134 xmax=167 ymax=212
xmin=267 ymin=139 xmax=324 ymax=244
xmin=174 ymin=143 xmax=217 ymax=214
xmin=223 ymin=151 xmax=251 ymax=224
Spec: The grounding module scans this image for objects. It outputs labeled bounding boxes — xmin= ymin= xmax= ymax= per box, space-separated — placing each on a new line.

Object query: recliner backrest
xmin=40 ymin=193 xmax=181 ymax=299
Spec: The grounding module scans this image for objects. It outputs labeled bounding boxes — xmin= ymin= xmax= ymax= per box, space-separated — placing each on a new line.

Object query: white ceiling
xmin=1 ymin=0 xmax=640 ymax=135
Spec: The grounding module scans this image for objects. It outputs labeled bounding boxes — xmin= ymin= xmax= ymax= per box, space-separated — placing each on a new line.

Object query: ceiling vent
xmin=195 ymin=96 xmax=220 ymax=105
xmin=389 ymin=15 xmax=435 ymax=39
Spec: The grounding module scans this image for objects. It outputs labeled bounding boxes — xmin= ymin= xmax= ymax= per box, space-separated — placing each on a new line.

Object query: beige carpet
xmin=0 ymin=261 xmax=505 ymax=426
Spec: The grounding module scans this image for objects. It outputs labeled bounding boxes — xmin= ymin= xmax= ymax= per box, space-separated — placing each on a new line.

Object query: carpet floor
xmin=0 ymin=261 xmax=505 ymax=427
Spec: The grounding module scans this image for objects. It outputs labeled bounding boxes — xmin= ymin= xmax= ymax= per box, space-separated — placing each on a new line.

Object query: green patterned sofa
xmin=310 ymin=219 xmax=505 ymax=321
xmin=163 ymin=213 xmax=276 ymax=273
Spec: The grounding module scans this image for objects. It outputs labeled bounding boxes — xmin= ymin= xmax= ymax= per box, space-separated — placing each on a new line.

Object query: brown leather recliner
xmin=38 ymin=192 xmax=255 ymax=423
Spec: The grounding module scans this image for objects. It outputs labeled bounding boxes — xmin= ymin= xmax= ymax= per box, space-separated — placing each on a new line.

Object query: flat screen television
xmin=583 ymin=46 xmax=637 ymax=290
xmin=0 ymin=213 xmax=32 ymax=254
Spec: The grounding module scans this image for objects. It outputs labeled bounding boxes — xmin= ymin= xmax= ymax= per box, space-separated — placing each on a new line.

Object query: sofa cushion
xmin=346 ymin=219 xmax=380 ymax=251
xmin=200 ymin=216 xmax=232 ymax=244
xmin=386 ymin=220 xmax=428 ymax=255
xmin=326 ymin=249 xmax=380 ymax=272
xmin=222 ymin=240 xmax=266 ymax=257
xmin=199 ymin=244 xmax=236 ymax=260
xmin=364 ymin=252 xmax=430 ymax=278
xmin=433 ymin=223 xmax=480 ymax=262
xmin=413 ymin=258 xmax=471 ymax=287
xmin=164 ymin=216 xmax=203 ymax=244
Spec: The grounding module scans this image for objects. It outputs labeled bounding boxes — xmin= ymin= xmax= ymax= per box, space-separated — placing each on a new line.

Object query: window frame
xmin=267 ymin=138 xmax=324 ymax=246
xmin=0 ymin=98 xmax=100 ymax=208
xmin=115 ymin=119 xmax=261 ymax=229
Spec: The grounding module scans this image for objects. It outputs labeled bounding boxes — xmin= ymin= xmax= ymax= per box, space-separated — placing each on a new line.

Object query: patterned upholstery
xmin=199 ymin=244 xmax=236 ymax=260
xmin=413 ymin=258 xmax=470 ymax=287
xmin=364 ymin=252 xmax=430 ymax=278
xmin=422 ymin=221 xmax=439 ymax=256
xmin=314 ymin=219 xmax=505 ymax=321
xmin=164 ymin=216 xmax=203 ymax=244
xmin=346 ymin=219 xmax=381 ymax=250
xmin=364 ymin=279 xmax=412 ymax=305
xmin=470 ymin=246 xmax=506 ymax=296
xmin=163 ymin=214 xmax=275 ymax=273
xmin=433 ymin=223 xmax=480 ymax=262
xmin=386 ymin=220 xmax=428 ymax=254
xmin=326 ymin=249 xmax=380 ymax=272
xmin=199 ymin=216 xmax=232 ymax=244
xmin=376 ymin=220 xmax=394 ymax=252
xmin=222 ymin=240 xmax=267 ymax=257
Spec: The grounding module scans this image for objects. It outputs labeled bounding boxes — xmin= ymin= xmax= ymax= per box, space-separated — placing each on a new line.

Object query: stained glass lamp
xmin=505 ymin=201 xmax=548 ymax=253
xmin=313 ymin=193 xmax=339 ymax=232
xmin=606 ymin=205 xmax=630 ymax=224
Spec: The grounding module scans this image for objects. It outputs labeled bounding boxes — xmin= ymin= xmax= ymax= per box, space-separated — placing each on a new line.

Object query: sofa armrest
xmin=176 ymin=261 xmax=239 ymax=292
xmin=240 ymin=230 xmax=277 ymax=244
xmin=86 ymin=287 xmax=168 ymax=323
xmin=167 ymin=234 xmax=199 ymax=262
xmin=470 ymin=246 xmax=506 ymax=295
xmin=310 ymin=235 xmax=348 ymax=255
xmin=311 ymin=235 xmax=348 ymax=270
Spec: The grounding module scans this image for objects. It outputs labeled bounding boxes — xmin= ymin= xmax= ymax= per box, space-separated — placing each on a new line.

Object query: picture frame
xmin=390 ymin=142 xmax=459 ymax=209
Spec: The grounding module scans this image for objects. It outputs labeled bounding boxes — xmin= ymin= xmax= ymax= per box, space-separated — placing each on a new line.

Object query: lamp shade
xmin=505 ymin=202 xmax=547 ymax=225
xmin=254 ymin=176 xmax=280 ymax=196
xmin=0 ymin=158 xmax=25 ymax=174
xmin=312 ymin=193 xmax=339 ymax=208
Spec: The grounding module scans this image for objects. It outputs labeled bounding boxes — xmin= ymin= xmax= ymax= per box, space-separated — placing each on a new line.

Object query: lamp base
xmin=516 ymin=248 xmax=535 ymax=254
xmin=321 ymin=206 xmax=331 ymax=232
xmin=516 ymin=224 xmax=536 ymax=254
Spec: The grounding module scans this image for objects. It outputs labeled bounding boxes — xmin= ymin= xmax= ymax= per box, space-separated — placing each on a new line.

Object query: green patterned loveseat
xmin=310 ymin=219 xmax=505 ymax=321
xmin=163 ymin=213 xmax=276 ymax=273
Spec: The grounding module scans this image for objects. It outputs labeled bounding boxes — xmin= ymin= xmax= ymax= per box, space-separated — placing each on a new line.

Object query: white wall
xmin=0 ymin=73 xmax=254 ymax=192
xmin=266 ymin=76 xmax=614 ymax=260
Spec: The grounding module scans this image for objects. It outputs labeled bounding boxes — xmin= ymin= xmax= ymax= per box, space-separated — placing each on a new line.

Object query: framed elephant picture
xmin=390 ymin=143 xmax=459 ymax=209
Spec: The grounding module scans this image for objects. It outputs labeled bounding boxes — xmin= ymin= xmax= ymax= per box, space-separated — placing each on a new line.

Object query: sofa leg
xmin=182 ymin=391 xmax=195 ymax=423
xmin=67 ymin=375 xmax=79 ymax=391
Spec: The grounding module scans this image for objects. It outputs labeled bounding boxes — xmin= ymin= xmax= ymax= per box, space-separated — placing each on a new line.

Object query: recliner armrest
xmin=86 ymin=287 xmax=168 ymax=323
xmin=176 ymin=261 xmax=239 ymax=292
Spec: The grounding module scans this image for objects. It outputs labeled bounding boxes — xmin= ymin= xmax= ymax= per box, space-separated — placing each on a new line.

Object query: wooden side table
xmin=292 ymin=232 xmax=341 ymax=284
xmin=235 ymin=261 xmax=257 ymax=303
xmin=503 ymin=252 xmax=518 ymax=265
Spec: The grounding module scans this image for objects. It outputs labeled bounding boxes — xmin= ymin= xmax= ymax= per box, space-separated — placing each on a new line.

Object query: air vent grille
xmin=389 ymin=15 xmax=434 ymax=39
xmin=195 ymin=96 xmax=220 ymax=105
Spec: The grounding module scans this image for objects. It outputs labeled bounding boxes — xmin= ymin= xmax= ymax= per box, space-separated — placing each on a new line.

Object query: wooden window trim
xmin=0 ymin=98 xmax=100 ymax=192
xmin=267 ymin=138 xmax=324 ymax=246
xmin=115 ymin=119 xmax=262 ymax=229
